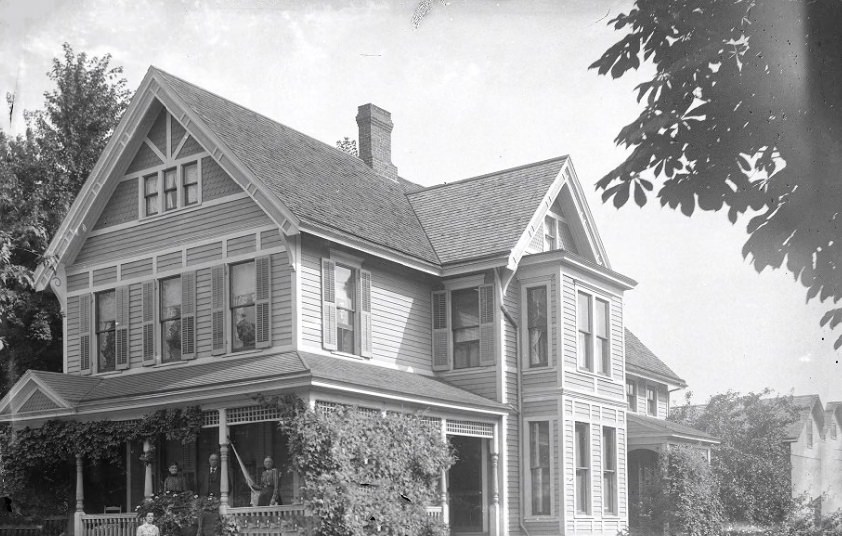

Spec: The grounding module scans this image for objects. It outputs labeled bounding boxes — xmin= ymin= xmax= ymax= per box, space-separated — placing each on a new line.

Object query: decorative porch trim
xmin=446 ymin=419 xmax=494 ymax=438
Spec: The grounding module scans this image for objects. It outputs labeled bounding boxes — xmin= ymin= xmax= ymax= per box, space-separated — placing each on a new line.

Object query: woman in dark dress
xmin=163 ymin=462 xmax=187 ymax=493
xmin=256 ymin=457 xmax=279 ymax=506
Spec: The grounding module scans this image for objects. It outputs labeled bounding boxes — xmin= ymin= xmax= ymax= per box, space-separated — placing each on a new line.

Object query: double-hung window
xmin=603 ymin=427 xmax=617 ymax=515
xmin=626 ymin=379 xmax=637 ymax=411
xmin=529 ymin=421 xmax=551 ymax=516
xmin=183 ymin=162 xmax=199 ymax=206
xmin=231 ymin=261 xmax=257 ymax=352
xmin=526 ymin=286 xmax=549 ymax=368
xmin=543 ymin=215 xmax=557 ymax=251
xmin=144 ymin=174 xmax=159 ymax=216
xmin=163 ymin=168 xmax=178 ymax=211
xmin=161 ymin=277 xmax=182 ymax=362
xmin=452 ymin=288 xmax=480 ymax=369
xmin=96 ymin=290 xmax=116 ymax=373
xmin=140 ymin=160 xmax=202 ymax=218
xmin=647 ymin=386 xmax=657 ymax=416
xmin=577 ymin=291 xmax=610 ymax=374
xmin=431 ymin=282 xmax=495 ymax=371
xmin=575 ymin=422 xmax=590 ymax=514
xmin=322 ymin=257 xmax=372 ymax=358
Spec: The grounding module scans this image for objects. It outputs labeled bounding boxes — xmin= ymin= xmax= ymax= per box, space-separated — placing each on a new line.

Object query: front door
xmin=448 ymin=436 xmax=487 ymax=534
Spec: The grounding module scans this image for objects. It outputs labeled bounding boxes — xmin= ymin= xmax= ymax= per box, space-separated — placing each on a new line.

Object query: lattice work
xmin=446 ymin=419 xmax=493 ymax=438
xmin=315 ymin=401 xmax=381 ymax=418
xmin=203 ymin=410 xmax=219 ymax=427
xmin=18 ymin=391 xmax=60 ymax=413
xmin=228 ymin=405 xmax=282 ymax=425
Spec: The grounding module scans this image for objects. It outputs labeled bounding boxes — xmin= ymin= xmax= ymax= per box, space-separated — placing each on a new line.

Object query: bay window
xmin=577 ymin=290 xmax=611 ymax=375
xmin=529 ymin=421 xmax=551 ymax=516
xmin=526 ymin=286 xmax=548 ymax=368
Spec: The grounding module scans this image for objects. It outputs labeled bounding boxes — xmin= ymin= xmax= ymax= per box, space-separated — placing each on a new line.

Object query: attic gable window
xmin=138 ymin=159 xmax=202 ymax=219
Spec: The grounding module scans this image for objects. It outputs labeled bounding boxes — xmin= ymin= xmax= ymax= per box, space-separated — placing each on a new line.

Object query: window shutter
xmin=255 ymin=256 xmax=272 ymax=348
xmin=321 ymin=258 xmax=337 ymax=351
xmin=479 ymin=284 xmax=496 ymax=365
xmin=431 ymin=290 xmax=450 ymax=371
xmin=181 ymin=271 xmax=197 ymax=359
xmin=141 ymin=281 xmax=156 ymax=365
xmin=359 ymin=270 xmax=373 ymax=358
xmin=211 ymin=265 xmax=226 ymax=356
xmin=79 ymin=294 xmax=92 ymax=375
xmin=115 ymin=286 xmax=130 ymax=370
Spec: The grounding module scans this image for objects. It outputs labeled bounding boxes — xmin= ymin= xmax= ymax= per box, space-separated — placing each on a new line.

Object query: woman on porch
xmin=255 ymin=457 xmax=280 ymax=506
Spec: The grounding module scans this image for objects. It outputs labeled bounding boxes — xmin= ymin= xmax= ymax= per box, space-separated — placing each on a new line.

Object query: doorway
xmin=448 ymin=436 xmax=487 ymax=533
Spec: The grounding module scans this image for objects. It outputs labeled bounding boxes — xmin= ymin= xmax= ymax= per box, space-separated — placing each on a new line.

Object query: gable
xmin=18 ymin=390 xmax=61 ymax=413
xmin=0 ymin=373 xmax=73 ymax=417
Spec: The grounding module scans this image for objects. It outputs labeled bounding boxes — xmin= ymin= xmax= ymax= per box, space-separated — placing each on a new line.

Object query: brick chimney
xmin=356 ymin=103 xmax=398 ymax=181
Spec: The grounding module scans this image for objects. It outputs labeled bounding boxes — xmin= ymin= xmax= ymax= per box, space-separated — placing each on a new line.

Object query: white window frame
xmin=602 ymin=425 xmax=618 ymax=516
xmin=574 ymin=421 xmax=591 ymax=516
xmin=437 ymin=275 xmax=494 ymax=371
xmin=576 ymin=287 xmax=611 ymax=376
xmin=159 ymin=275 xmax=182 ymax=363
xmin=646 ymin=385 xmax=658 ymax=417
xmin=626 ymin=379 xmax=638 ymax=412
xmin=136 ymin=156 xmax=204 ymax=221
xmin=328 ymin=250 xmax=366 ymax=358
xmin=229 ymin=259 xmax=257 ymax=354
xmin=523 ymin=418 xmax=555 ymax=519
xmin=521 ymin=281 xmax=552 ymax=370
xmin=94 ymin=289 xmax=117 ymax=374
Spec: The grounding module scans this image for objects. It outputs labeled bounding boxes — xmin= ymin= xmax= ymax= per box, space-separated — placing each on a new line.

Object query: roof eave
xmin=626 ymin=366 xmax=687 ymax=389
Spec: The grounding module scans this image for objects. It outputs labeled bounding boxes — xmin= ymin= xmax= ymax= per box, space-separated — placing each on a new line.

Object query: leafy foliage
xmin=0 ymin=407 xmax=202 ymax=515
xmin=0 ymin=43 xmax=130 ymax=395
xmin=640 ymin=444 xmax=725 ymax=536
xmin=335 ymin=137 xmax=358 ymax=157
xmin=265 ymin=396 xmax=453 ymax=536
xmin=672 ymin=391 xmax=801 ymax=525
xmin=135 ymin=493 xmax=220 ymax=536
xmin=591 ymin=1 xmax=842 ymax=348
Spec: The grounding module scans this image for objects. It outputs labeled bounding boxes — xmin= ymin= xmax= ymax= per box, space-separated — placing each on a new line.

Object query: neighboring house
xmin=622 ymin=330 xmax=719 ymax=531
xmin=0 ymin=66 xmax=700 ymax=536
xmin=788 ymin=395 xmax=842 ymax=514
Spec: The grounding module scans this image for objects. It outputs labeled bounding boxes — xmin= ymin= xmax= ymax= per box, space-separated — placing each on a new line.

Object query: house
xmin=0 ymin=66 xmax=702 ymax=536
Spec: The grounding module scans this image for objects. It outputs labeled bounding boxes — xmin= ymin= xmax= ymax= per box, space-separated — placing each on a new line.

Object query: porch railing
xmin=227 ymin=505 xmax=310 ymax=535
xmin=80 ymin=514 xmax=137 ymax=536
xmin=425 ymin=506 xmax=443 ymax=521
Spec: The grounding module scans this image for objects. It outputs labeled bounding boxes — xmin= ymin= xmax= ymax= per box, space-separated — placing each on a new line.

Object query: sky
xmin=1 ymin=0 xmax=837 ymax=405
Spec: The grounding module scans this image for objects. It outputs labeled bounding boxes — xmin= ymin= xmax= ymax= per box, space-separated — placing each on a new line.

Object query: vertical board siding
xmin=195 ymin=267 xmax=212 ymax=357
xmin=227 ymin=234 xmax=256 ymax=257
xmin=126 ymin=142 xmax=163 ymax=175
xmin=121 ymin=258 xmax=154 ymax=281
xmin=202 ymin=157 xmax=242 ymax=200
xmin=73 ymin=197 xmax=272 ymax=266
xmin=369 ymin=263 xmax=432 ymax=369
xmin=271 ymin=252 xmax=293 ymax=347
xmin=67 ymin=272 xmax=90 ymax=292
xmin=438 ymin=369 xmax=497 ymax=399
xmin=129 ymin=283 xmax=144 ymax=367
xmin=260 ymin=229 xmax=284 ymax=250
xmin=186 ymin=242 xmax=223 ymax=266
xmin=157 ymin=251 xmax=183 ymax=273
xmin=92 ymin=266 xmax=118 ymax=286
xmin=94 ymin=179 xmax=139 ymax=230
xmin=66 ymin=295 xmax=80 ymax=374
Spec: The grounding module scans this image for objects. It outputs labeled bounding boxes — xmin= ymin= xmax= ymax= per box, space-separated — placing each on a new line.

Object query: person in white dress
xmin=136 ymin=512 xmax=159 ymax=536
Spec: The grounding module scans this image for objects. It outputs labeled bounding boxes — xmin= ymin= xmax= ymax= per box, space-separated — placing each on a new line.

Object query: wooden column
xmin=489 ymin=423 xmax=500 ymax=536
xmin=74 ymin=454 xmax=84 ymax=536
xmin=440 ymin=419 xmax=449 ymax=526
xmin=143 ymin=440 xmax=153 ymax=500
xmin=218 ymin=408 xmax=230 ymax=512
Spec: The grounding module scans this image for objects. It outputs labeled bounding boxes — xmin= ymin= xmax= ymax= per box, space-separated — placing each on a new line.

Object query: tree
xmin=336 ymin=137 xmax=358 ymax=157
xmin=0 ymin=44 xmax=129 ymax=395
xmin=672 ymin=391 xmax=800 ymax=525
xmin=590 ymin=1 xmax=842 ymax=349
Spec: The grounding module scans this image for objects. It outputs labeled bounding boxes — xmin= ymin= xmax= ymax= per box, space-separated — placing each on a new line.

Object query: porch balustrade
xmin=80 ymin=513 xmax=137 ymax=536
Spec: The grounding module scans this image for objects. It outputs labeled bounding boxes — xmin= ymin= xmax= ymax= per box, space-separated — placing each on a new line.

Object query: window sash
xmin=575 ymin=422 xmax=590 ymax=514
xmin=529 ymin=421 xmax=551 ymax=516
xmin=526 ymin=286 xmax=548 ymax=368
xmin=647 ymin=387 xmax=657 ymax=416
xmin=544 ymin=215 xmax=557 ymax=250
xmin=231 ymin=261 xmax=256 ymax=352
xmin=626 ymin=380 xmax=637 ymax=411
xmin=577 ymin=292 xmax=593 ymax=371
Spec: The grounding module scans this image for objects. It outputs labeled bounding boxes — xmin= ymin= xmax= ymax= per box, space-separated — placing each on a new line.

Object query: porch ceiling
xmin=0 ymin=351 xmax=506 ymax=423
xmin=626 ymin=413 xmax=719 ymax=447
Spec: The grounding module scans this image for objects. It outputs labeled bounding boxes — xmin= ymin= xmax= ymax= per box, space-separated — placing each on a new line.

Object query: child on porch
xmin=137 ymin=512 xmax=159 ymax=536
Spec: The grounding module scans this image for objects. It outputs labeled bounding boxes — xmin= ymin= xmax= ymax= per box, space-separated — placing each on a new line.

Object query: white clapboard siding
xmin=438 ymin=368 xmax=497 ymax=399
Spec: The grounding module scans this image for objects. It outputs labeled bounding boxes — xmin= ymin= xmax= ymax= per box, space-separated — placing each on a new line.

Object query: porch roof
xmin=627 ymin=413 xmax=719 ymax=447
xmin=0 ymin=352 xmax=506 ymax=423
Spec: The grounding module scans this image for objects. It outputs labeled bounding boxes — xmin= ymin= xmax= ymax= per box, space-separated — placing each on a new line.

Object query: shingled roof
xmin=625 ymin=328 xmax=686 ymax=387
xmin=155 ymin=69 xmax=440 ymax=264
xmin=407 ymin=157 xmax=568 ymax=264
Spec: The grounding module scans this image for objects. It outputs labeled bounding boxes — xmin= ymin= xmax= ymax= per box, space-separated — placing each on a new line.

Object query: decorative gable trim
xmin=33 ymin=67 xmax=302 ymax=294
xmin=508 ymin=158 xmax=611 ymax=273
xmin=0 ymin=372 xmax=73 ymax=417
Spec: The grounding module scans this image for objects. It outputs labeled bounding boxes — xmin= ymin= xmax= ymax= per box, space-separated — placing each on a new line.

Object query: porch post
xmin=143 ymin=440 xmax=153 ymax=500
xmin=440 ymin=419 xmax=449 ymax=526
xmin=489 ymin=423 xmax=500 ymax=536
xmin=74 ymin=454 xmax=84 ymax=536
xmin=218 ymin=408 xmax=230 ymax=513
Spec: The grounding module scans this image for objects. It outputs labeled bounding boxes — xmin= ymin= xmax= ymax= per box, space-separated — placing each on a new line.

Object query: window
xmin=603 ymin=427 xmax=617 ymax=515
xmin=183 ymin=162 xmax=199 ymax=206
xmin=526 ymin=286 xmax=548 ymax=368
xmin=96 ymin=290 xmax=116 ymax=372
xmin=335 ymin=264 xmax=356 ymax=353
xmin=578 ymin=291 xmax=610 ymax=374
xmin=529 ymin=421 xmax=551 ymax=516
xmin=543 ymin=215 xmax=557 ymax=251
xmin=160 ymin=277 xmax=182 ymax=362
xmin=595 ymin=298 xmax=610 ymax=375
xmin=144 ymin=174 xmax=158 ymax=216
xmin=163 ymin=168 xmax=178 ymax=211
xmin=575 ymin=422 xmax=590 ymax=514
xmin=647 ymin=386 xmax=657 ymax=416
xmin=626 ymin=380 xmax=637 ymax=411
xmin=577 ymin=292 xmax=592 ymax=370
xmin=452 ymin=288 xmax=480 ymax=369
xmin=807 ymin=418 xmax=814 ymax=448
xmin=230 ymin=261 xmax=256 ymax=352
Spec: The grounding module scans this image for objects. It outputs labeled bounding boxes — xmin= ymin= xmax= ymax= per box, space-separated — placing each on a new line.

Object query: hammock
xmin=229 ymin=440 xmax=261 ymax=507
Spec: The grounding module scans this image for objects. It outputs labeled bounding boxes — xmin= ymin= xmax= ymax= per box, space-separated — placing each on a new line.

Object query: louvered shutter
xmin=359 ymin=270 xmax=372 ymax=358
xmin=181 ymin=271 xmax=197 ymax=359
xmin=255 ymin=256 xmax=272 ymax=348
xmin=478 ymin=284 xmax=496 ymax=365
xmin=141 ymin=281 xmax=156 ymax=365
xmin=211 ymin=265 xmax=226 ymax=355
xmin=79 ymin=294 xmax=92 ymax=374
xmin=115 ymin=286 xmax=130 ymax=370
xmin=321 ymin=258 xmax=337 ymax=351
xmin=431 ymin=290 xmax=450 ymax=371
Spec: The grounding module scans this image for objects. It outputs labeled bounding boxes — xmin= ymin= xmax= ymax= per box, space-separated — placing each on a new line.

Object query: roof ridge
xmin=407 ymin=155 xmax=569 ymax=195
